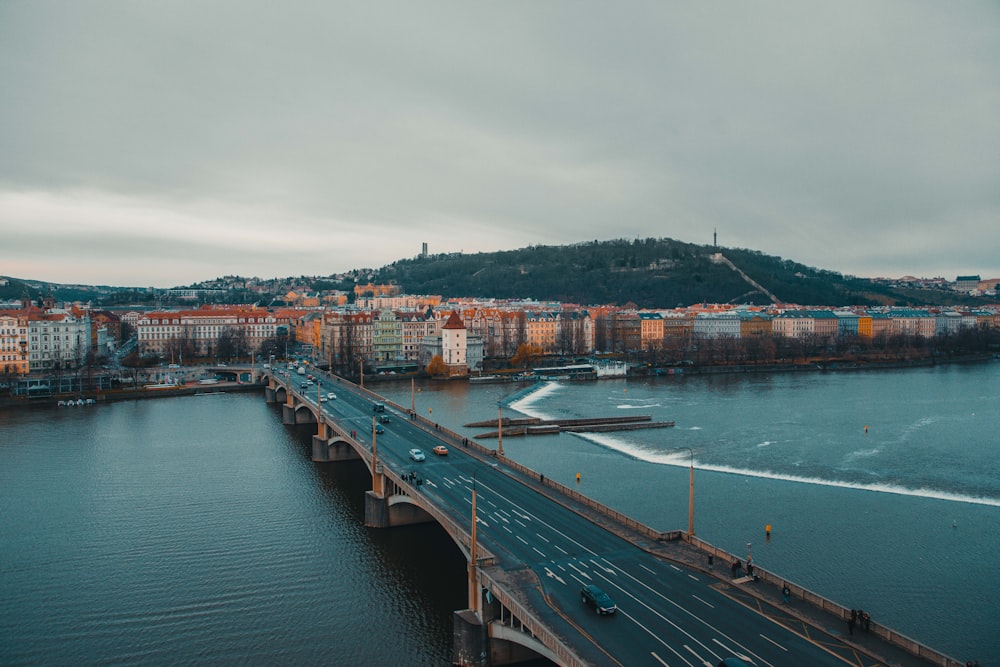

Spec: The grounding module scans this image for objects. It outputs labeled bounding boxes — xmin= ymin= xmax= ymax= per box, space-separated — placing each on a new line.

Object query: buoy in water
xmin=766 ymin=524 xmax=772 ymax=538
xmin=576 ymin=472 xmax=581 ymax=483
xmin=864 ymin=425 xmax=869 ymax=433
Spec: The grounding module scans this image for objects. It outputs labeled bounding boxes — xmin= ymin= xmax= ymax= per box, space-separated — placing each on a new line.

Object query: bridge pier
xmin=264 ymin=386 xmax=277 ymax=403
xmin=364 ymin=491 xmax=390 ymax=527
xmin=453 ymin=610 xmax=487 ymax=667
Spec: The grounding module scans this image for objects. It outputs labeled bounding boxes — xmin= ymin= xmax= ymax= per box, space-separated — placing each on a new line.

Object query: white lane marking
xmin=568 ymin=562 xmax=592 ymax=580
xmin=682 ymin=644 xmax=714 ymax=666
xmin=691 ymin=595 xmax=714 ymax=609
xmin=516 ymin=535 xmax=529 ymax=545
xmin=502 ymin=525 xmax=513 ymax=534
xmin=589 ymin=558 xmax=617 ymax=575
xmin=474 ymin=479 xmax=597 ymax=556
xmin=616 ymin=608 xmax=695 ymax=667
xmin=554 ymin=544 xmax=569 ymax=555
xmin=532 ymin=546 xmax=547 ymax=558
xmin=485 ymin=499 xmax=497 ymax=508
xmin=588 ymin=566 xmax=725 ymax=664
xmin=669 ymin=564 xmax=682 ymax=572
xmin=463 ymin=497 xmax=472 ymax=506
xmin=711 ymin=638 xmax=772 ymax=667
xmin=425 ymin=480 xmax=438 ymax=488
xmin=475 ymin=516 xmax=488 ymax=527
xmin=544 ymin=567 xmax=566 ymax=585
xmin=759 ymin=634 xmax=787 ymax=651
xmin=650 ymin=651 xmax=670 ymax=666
xmin=687 ymin=574 xmax=699 ymax=581
xmin=536 ymin=533 xmax=550 ymax=543
xmin=514 ymin=519 xmax=528 ymax=528
xmin=640 ymin=563 xmax=657 ymax=575
xmin=598 ymin=557 xmax=776 ymax=667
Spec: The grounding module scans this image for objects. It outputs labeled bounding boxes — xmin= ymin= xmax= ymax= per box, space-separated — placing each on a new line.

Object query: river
xmin=2 ymin=361 xmax=997 ymax=665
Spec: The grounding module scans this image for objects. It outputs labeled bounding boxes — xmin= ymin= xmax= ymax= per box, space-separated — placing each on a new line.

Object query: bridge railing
xmin=479 ymin=567 xmax=587 ymax=667
xmin=684 ymin=535 xmax=964 ymax=667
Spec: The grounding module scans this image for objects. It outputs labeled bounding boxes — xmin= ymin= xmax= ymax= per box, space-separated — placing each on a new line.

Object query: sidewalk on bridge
xmin=650 ymin=536 xmax=942 ymax=667
xmin=517 ymin=471 xmax=950 ymax=667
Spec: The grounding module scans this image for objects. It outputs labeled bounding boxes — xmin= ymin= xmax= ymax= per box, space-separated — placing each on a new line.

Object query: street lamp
xmin=678 ymin=447 xmax=695 ymax=537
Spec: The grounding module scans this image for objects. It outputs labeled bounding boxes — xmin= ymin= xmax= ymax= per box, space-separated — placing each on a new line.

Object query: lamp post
xmin=497 ymin=402 xmax=504 ymax=457
xmin=469 ymin=472 xmax=480 ymax=613
xmin=678 ymin=447 xmax=695 ymax=536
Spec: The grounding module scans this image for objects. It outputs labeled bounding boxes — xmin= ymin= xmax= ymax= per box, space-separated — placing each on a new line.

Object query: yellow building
xmin=0 ymin=311 xmax=29 ymax=375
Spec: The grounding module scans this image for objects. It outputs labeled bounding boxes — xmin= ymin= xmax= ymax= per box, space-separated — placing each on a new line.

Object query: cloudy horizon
xmin=2 ymin=1 xmax=998 ymax=288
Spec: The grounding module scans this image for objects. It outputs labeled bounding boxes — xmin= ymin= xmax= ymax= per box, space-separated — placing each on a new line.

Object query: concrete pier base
xmin=452 ymin=609 xmax=487 ymax=667
xmin=264 ymin=386 xmax=276 ymax=403
xmin=364 ymin=490 xmax=389 ymax=528
xmin=281 ymin=403 xmax=295 ymax=425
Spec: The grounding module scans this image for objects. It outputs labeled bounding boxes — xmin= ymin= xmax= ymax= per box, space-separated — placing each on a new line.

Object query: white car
xmin=327 ymin=392 xmax=337 ymax=400
xmin=408 ymin=448 xmax=426 ymax=462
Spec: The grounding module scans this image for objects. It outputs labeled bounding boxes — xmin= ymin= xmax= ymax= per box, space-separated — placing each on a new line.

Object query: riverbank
xmin=0 ymin=381 xmax=264 ymax=409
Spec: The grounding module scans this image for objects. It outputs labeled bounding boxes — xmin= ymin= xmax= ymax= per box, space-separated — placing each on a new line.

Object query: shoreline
xmin=0 ymin=382 xmax=263 ymax=410
xmin=1 ymin=353 xmax=993 ymax=410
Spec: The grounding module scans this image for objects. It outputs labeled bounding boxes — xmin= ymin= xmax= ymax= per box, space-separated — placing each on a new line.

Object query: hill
xmin=4 ymin=238 xmax=994 ymax=309
xmin=373 ymin=238 xmax=988 ymax=308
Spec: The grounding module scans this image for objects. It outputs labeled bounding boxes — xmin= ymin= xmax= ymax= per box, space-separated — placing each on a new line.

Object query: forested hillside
xmin=5 ymin=237 xmax=992 ymax=309
xmin=374 ymin=238 xmax=964 ymax=308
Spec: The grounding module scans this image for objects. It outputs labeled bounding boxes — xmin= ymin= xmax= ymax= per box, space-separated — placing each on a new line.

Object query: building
xmin=136 ymin=307 xmax=279 ymax=359
xmin=954 ymin=275 xmax=981 ymax=293
xmin=0 ymin=311 xmax=29 ymax=376
xmin=28 ymin=308 xmax=91 ymax=371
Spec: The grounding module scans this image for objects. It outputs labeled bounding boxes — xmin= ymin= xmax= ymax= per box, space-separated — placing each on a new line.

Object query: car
xmin=379 ymin=415 xmax=391 ymax=424
xmin=580 ymin=584 xmax=617 ymax=615
xmin=375 ymin=424 xmax=385 ymax=435
xmin=327 ymin=392 xmax=337 ymax=400
xmin=408 ymin=448 xmax=426 ymax=462
xmin=306 ymin=380 xmax=314 ymax=386
xmin=300 ymin=383 xmax=308 ymax=390
xmin=320 ymin=396 xmax=327 ymax=402
xmin=432 ymin=445 xmax=449 ymax=456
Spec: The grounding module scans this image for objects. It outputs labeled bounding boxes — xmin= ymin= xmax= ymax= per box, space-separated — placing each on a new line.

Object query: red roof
xmin=442 ymin=311 xmax=465 ymax=330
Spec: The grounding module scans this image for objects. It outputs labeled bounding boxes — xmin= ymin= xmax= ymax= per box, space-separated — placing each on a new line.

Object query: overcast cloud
xmin=1 ymin=0 xmax=998 ymax=288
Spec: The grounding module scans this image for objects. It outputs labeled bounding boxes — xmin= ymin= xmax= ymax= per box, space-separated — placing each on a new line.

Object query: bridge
xmin=262 ymin=368 xmax=959 ymax=667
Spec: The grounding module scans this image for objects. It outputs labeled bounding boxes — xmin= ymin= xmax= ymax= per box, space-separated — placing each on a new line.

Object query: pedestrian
xmin=746 ymin=561 xmax=754 ymax=579
xmin=862 ymin=611 xmax=870 ymax=632
xmin=847 ymin=611 xmax=855 ymax=635
xmin=781 ymin=585 xmax=790 ymax=604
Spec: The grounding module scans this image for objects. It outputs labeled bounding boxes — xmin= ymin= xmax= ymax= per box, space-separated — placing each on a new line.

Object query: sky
xmin=1 ymin=1 xmax=998 ymax=288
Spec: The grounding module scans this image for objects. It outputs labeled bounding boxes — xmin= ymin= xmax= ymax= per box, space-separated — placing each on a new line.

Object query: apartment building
xmin=28 ymin=308 xmax=91 ymax=371
xmin=136 ymin=307 xmax=278 ymax=358
xmin=0 ymin=311 xmax=29 ymax=375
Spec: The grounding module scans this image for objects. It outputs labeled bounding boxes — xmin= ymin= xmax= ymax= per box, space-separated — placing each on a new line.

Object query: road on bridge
xmin=284 ymin=370 xmax=898 ymax=667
